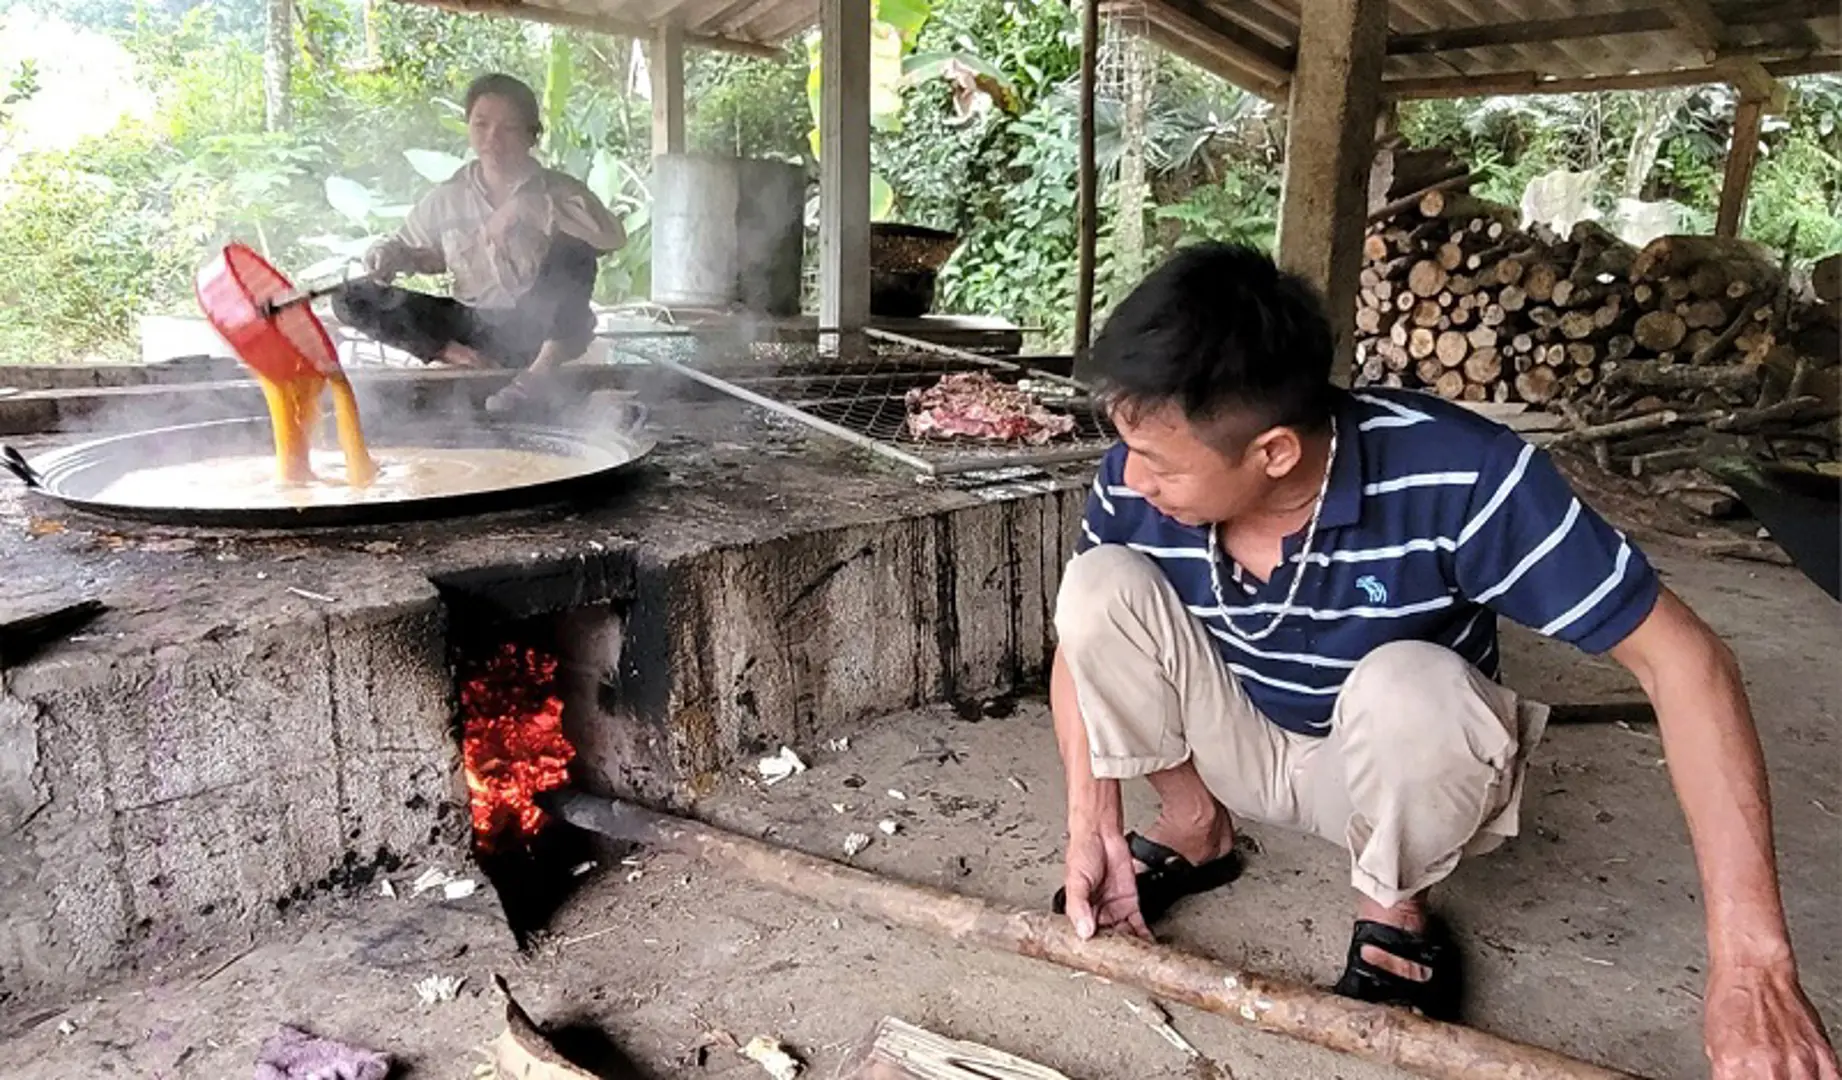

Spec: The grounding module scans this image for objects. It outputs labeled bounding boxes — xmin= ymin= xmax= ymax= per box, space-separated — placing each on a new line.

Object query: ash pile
xmin=1355 ymin=148 xmax=1840 ymax=524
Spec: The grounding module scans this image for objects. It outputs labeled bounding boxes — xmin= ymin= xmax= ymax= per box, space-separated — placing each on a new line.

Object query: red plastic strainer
xmin=195 ymin=243 xmax=343 ymax=383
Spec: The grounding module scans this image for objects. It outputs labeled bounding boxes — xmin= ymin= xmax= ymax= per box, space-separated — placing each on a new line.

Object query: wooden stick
xmin=1367 ymin=171 xmax=1473 ymax=223
xmin=1548 ymin=411 xmax=1682 ymax=447
xmin=547 ymin=791 xmax=1648 ymax=1080
xmin=1602 ymin=361 xmax=1759 ymax=397
xmin=1689 ymin=296 xmax=1766 ymax=366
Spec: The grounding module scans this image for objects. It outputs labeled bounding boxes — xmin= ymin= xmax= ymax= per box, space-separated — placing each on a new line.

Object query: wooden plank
xmin=650 ymin=23 xmax=686 ymax=157
xmin=1383 ymin=53 xmax=1839 ymax=99
xmin=704 ymin=0 xmax=779 ymax=33
xmin=391 ymin=0 xmax=779 ymax=56
xmin=818 ymin=0 xmax=871 ymax=336
xmin=838 ymin=1018 xmax=1072 ymax=1079
xmin=1276 ymin=0 xmax=1387 ymax=384
xmin=1716 ymin=94 xmax=1766 ymax=238
xmin=1385 ymin=1 xmax=1828 ymax=56
xmin=1662 ymin=0 xmax=1728 ymax=62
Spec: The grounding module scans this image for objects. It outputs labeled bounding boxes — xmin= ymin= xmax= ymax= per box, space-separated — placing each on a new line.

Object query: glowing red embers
xmin=195 ymin=243 xmax=343 ymax=384
xmin=460 ymin=643 xmax=575 ymax=850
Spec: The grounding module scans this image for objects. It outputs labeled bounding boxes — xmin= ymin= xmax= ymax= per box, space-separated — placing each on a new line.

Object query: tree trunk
xmin=361 ymin=0 xmax=380 ymax=66
xmin=264 ymin=0 xmax=293 ymax=131
xmin=1113 ymin=32 xmax=1152 ymax=288
xmin=1621 ymin=86 xmax=1693 ymax=200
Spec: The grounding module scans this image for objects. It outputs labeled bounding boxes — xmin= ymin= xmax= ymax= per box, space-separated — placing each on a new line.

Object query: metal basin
xmin=5 ymin=417 xmax=655 ymax=529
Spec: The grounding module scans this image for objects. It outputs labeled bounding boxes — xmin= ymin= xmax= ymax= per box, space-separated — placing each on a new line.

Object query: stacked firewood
xmin=1551 ymin=243 xmax=1840 ymax=515
xmin=1354 ymin=164 xmax=1840 ymax=521
xmin=1355 ymin=192 xmax=1640 ymax=406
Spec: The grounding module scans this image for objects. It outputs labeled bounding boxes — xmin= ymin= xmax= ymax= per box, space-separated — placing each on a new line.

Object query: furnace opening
xmin=451 ymin=613 xmax=600 ymax=943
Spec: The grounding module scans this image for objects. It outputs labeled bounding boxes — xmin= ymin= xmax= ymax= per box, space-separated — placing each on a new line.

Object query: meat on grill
xmin=903 ymin=372 xmax=1077 ymax=445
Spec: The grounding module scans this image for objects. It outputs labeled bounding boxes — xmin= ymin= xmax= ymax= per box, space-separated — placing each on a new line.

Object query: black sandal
xmin=1051 ymin=832 xmax=1243 ymax=925
xmin=1332 ymin=918 xmax=1464 ymax=1021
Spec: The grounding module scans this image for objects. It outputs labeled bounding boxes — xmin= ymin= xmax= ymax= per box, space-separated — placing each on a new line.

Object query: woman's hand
xmin=361 ymin=239 xmax=406 ymax=283
xmin=485 ymin=190 xmax=553 ymax=247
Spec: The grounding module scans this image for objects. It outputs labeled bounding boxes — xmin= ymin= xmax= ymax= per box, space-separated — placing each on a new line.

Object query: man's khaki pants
xmin=1056 ymin=546 xmax=1549 ymax=908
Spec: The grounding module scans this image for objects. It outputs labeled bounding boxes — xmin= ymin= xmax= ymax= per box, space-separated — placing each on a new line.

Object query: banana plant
xmin=804 ymin=0 xmax=928 ymax=220
xmin=804 ymin=0 xmax=1017 ymax=222
xmin=540 ymin=30 xmax=572 ymax=159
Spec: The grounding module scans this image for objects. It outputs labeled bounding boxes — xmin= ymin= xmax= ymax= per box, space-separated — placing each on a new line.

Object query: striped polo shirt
xmin=1074 ymin=388 xmax=1661 ymax=736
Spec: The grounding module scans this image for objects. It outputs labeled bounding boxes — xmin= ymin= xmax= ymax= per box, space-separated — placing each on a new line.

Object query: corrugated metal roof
xmin=406 ymin=0 xmax=1837 ymax=94
xmin=1119 ymin=0 xmax=1839 ymax=99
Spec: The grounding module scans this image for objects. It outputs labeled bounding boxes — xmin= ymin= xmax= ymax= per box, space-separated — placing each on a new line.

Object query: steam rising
xmin=46 ymin=150 xmax=816 ymax=470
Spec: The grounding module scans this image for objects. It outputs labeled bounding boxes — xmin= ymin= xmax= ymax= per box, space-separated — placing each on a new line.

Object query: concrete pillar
xmin=1715 ymin=94 xmax=1765 ymax=239
xmin=1275 ymin=0 xmax=1387 ymax=385
xmin=819 ymin=0 xmax=872 ymax=339
xmin=650 ymin=23 xmax=686 ymax=157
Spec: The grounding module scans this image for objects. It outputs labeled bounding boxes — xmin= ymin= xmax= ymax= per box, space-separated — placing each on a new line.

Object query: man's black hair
xmin=464 ymin=73 xmax=543 ymax=136
xmin=1088 ymin=242 xmax=1336 ymax=442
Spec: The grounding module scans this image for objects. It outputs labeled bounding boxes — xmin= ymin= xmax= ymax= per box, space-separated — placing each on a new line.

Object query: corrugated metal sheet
xmin=425 ymin=0 xmax=1837 ymax=93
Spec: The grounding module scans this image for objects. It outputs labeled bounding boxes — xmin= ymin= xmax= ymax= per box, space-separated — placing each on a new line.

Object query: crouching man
xmin=1052 ymin=242 xmax=1836 ymax=1078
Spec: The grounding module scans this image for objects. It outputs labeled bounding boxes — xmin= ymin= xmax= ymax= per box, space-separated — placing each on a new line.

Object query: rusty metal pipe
xmin=546 ymin=789 xmax=1648 ymax=1080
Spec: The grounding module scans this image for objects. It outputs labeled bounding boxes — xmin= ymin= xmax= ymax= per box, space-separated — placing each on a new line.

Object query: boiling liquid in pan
xmin=90 ymin=446 xmax=597 ymax=510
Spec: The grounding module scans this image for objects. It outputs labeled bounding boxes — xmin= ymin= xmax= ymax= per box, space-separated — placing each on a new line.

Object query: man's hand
xmin=1063 ymin=823 xmax=1151 ymax=941
xmin=1610 ymin=588 xmax=1836 ymax=1078
xmin=1705 ymin=962 xmax=1839 ymax=1079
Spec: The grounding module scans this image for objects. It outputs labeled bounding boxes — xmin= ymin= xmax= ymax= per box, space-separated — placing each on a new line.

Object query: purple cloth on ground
xmin=253 ymin=1025 xmax=391 ymax=1080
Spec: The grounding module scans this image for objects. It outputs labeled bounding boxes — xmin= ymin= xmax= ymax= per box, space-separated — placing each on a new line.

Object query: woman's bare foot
xmin=1357 ymin=892 xmax=1433 ymax=982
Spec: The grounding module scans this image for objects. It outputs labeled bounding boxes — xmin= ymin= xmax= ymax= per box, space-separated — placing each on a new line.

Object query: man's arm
xmin=1609 ymin=587 xmax=1836 ymax=1079
xmin=1051 ymin=647 xmax=1149 ymax=940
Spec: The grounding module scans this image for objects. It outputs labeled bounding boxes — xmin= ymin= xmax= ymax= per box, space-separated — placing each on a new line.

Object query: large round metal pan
xmin=5 ymin=417 xmax=655 ymax=529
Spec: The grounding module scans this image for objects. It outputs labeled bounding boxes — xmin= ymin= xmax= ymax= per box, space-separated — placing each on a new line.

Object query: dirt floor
xmin=3 ymin=546 xmax=1837 ymax=1080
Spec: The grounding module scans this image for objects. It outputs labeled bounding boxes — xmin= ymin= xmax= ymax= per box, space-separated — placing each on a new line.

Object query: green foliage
xmin=0 ymin=131 xmax=185 ymax=359
xmin=2 ymin=0 xmax=1838 ymax=365
xmin=688 ymin=48 xmax=809 ymax=159
xmin=1152 ymin=169 xmax=1276 ymax=251
xmin=1 ymin=57 xmax=38 ymax=125
xmin=937 ymin=88 xmax=1097 ymax=346
xmin=1399 ymin=77 xmax=1840 ymax=265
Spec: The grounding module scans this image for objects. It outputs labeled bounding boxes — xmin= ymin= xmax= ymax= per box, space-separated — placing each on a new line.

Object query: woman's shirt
xmin=395 ymin=159 xmax=625 ymax=310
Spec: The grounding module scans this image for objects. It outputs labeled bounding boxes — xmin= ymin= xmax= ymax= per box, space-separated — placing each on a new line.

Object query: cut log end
xmin=1515 ymin=367 xmax=1560 ymax=405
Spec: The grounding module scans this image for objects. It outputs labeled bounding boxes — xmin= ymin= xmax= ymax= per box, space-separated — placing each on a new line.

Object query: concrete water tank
xmin=651 ymin=154 xmax=805 ymax=316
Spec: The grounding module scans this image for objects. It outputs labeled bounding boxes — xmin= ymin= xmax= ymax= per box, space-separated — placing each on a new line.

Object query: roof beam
xmin=1383 ymin=53 xmax=1838 ymax=99
xmin=1385 ymin=1 xmax=1829 ymax=56
xmin=1142 ymin=0 xmax=1294 ymax=76
xmin=1720 ymin=58 xmax=1787 ymax=106
xmin=1130 ymin=19 xmax=1288 ymax=102
xmin=1663 ymin=2 xmax=1789 ymax=103
xmin=390 ymin=0 xmax=781 ymax=56
xmin=705 ymin=0 xmax=781 ymax=35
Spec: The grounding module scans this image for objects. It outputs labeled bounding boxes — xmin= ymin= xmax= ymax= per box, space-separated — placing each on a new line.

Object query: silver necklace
xmin=1207 ymin=416 xmax=1338 ymax=643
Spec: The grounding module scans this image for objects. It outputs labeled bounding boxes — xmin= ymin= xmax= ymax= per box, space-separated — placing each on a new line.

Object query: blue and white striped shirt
xmin=1075 ymin=388 xmax=1660 ymax=736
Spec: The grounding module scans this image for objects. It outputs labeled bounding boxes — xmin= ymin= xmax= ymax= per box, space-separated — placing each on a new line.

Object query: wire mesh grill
xmin=621 ymin=334 xmax=1118 ymax=477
